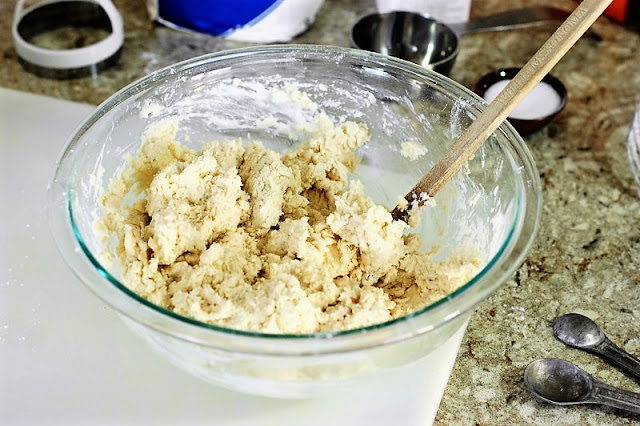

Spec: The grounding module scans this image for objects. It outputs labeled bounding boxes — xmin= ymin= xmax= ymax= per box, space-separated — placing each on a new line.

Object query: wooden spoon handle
xmin=392 ymin=0 xmax=612 ymax=222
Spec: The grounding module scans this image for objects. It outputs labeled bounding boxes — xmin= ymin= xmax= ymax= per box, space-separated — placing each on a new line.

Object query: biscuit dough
xmin=100 ymin=119 xmax=480 ymax=334
xmin=401 ymin=140 xmax=427 ymax=160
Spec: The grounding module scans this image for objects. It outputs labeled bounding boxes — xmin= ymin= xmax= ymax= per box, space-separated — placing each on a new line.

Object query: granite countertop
xmin=2 ymin=0 xmax=639 ymax=424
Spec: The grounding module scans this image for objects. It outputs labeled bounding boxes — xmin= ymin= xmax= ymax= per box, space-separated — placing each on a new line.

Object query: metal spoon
xmin=553 ymin=313 xmax=640 ymax=380
xmin=524 ymin=358 xmax=640 ymax=414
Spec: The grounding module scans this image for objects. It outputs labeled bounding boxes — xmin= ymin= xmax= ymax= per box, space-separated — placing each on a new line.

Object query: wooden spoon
xmin=391 ymin=0 xmax=612 ymax=222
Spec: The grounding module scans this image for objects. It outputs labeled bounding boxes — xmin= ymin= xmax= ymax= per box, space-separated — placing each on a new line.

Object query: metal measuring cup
xmin=350 ymin=7 xmax=585 ymax=76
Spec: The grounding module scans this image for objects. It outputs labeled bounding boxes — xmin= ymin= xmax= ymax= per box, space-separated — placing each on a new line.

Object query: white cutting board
xmin=0 ymin=88 xmax=465 ymax=426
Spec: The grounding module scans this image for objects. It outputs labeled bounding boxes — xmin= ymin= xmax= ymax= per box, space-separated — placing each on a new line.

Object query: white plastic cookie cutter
xmin=12 ymin=0 xmax=124 ymax=77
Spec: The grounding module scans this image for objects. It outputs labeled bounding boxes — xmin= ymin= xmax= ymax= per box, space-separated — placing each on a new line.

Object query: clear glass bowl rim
xmin=49 ymin=44 xmax=542 ymax=355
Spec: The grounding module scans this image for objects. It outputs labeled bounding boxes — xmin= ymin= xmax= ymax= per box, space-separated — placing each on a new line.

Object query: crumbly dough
xmin=100 ymin=119 xmax=480 ymax=334
xmin=401 ymin=140 xmax=427 ymax=160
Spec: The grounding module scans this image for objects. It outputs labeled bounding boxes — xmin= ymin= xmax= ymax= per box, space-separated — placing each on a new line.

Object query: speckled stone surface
xmin=2 ymin=0 xmax=639 ymax=424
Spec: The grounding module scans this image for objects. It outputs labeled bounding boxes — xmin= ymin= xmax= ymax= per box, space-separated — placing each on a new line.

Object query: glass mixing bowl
xmin=48 ymin=45 xmax=541 ymax=398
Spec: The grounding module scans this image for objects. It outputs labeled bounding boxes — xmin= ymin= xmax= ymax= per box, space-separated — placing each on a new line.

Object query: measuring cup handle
xmin=450 ymin=6 xmax=570 ymax=35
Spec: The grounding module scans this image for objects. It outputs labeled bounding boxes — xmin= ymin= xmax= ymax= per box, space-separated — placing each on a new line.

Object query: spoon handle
xmin=391 ymin=0 xmax=612 ymax=221
xmin=594 ymin=338 xmax=640 ymax=381
xmin=591 ymin=379 xmax=640 ymax=414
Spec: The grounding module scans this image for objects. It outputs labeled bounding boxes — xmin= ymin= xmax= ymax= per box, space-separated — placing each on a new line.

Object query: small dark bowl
xmin=474 ymin=68 xmax=568 ymax=136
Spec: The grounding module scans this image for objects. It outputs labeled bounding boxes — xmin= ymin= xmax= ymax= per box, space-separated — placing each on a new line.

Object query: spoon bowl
xmin=524 ymin=358 xmax=640 ymax=414
xmin=553 ymin=313 xmax=605 ymax=349
xmin=524 ymin=358 xmax=593 ymax=404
